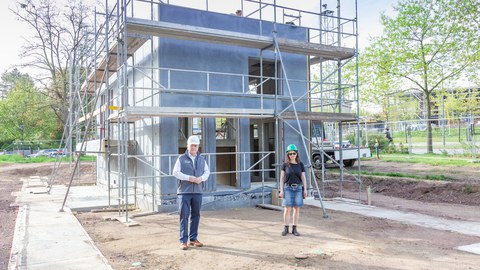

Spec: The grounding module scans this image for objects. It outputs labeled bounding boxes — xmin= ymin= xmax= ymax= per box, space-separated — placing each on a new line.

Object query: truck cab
xmin=311 ymin=123 xmax=370 ymax=168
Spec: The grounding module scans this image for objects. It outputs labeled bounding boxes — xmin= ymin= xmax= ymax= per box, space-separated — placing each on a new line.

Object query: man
xmin=385 ymin=127 xmax=393 ymax=145
xmin=173 ymin=135 xmax=210 ymax=250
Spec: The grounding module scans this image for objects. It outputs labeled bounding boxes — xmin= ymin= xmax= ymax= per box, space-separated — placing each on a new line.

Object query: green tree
xmin=361 ymin=0 xmax=479 ymax=153
xmin=357 ymin=53 xmax=396 ymax=122
xmin=445 ymin=1 xmax=480 ymax=119
xmin=1 ymin=68 xmax=31 ymax=86
xmin=444 ymin=88 xmax=480 ymax=121
xmin=0 ymin=71 xmax=59 ymax=144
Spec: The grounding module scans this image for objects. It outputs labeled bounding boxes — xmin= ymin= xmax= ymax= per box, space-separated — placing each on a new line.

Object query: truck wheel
xmin=313 ymin=155 xmax=322 ymax=169
xmin=343 ymin=159 xmax=356 ymax=167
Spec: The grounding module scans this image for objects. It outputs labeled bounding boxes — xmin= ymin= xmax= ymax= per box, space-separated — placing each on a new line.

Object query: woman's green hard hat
xmin=286 ymin=144 xmax=298 ymax=152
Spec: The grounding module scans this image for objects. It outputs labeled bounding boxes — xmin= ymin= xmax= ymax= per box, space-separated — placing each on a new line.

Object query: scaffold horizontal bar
xmin=279 ymin=111 xmax=357 ymax=121
xmin=107 ymin=106 xmax=275 ymax=121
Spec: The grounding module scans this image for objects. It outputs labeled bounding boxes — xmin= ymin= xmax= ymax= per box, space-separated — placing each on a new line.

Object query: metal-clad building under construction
xmin=71 ymin=0 xmax=361 ymax=216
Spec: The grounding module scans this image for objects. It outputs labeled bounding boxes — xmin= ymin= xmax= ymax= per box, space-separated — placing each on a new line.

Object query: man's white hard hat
xmin=187 ymin=135 xmax=200 ymax=145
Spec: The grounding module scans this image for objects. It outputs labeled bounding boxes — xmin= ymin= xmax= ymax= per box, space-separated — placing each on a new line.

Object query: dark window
xmin=248 ymin=58 xmax=279 ymax=95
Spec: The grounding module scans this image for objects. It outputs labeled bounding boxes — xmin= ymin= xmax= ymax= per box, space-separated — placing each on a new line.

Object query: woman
xmin=279 ymin=144 xmax=308 ymax=236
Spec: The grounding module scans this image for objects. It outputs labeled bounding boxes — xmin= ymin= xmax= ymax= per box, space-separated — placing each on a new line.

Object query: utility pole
xmin=471 ymin=113 xmax=477 ymax=161
xmin=442 ymin=96 xmax=445 ymax=147
xmin=364 ymin=118 xmax=368 ymax=147
xmin=19 ymin=125 xmax=25 ymax=155
xmin=19 ymin=125 xmax=24 ymax=143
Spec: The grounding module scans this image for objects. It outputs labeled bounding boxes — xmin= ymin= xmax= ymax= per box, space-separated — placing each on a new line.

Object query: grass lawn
xmin=0 ymin=154 xmax=96 ymax=163
xmin=391 ymin=127 xmax=479 ymax=144
xmin=373 ymin=153 xmax=480 ymax=167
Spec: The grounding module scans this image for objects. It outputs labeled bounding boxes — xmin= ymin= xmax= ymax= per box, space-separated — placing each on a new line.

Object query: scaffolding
xmin=62 ymin=0 xmax=363 ymax=220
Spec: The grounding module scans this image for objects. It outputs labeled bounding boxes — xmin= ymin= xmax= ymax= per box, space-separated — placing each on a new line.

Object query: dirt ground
xmin=1 ymin=159 xmax=480 ymax=269
xmin=321 ymin=159 xmax=480 ymax=209
xmin=0 ymin=163 xmax=24 ymax=270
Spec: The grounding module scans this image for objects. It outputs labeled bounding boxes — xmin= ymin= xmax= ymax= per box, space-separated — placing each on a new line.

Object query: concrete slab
xmin=305 ymin=198 xmax=480 ymax=237
xmin=113 ymin=216 xmax=140 ymax=227
xmin=457 ymin=243 xmax=480 ymax=255
xmin=9 ymin=179 xmax=113 ymax=270
xmin=24 ymin=176 xmax=48 ymax=188
xmin=67 ymin=185 xmax=117 ymax=212
xmin=257 ymin=203 xmax=283 ymax=211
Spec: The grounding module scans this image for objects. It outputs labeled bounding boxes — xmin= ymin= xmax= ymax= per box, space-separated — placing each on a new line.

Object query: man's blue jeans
xmin=179 ymin=193 xmax=202 ymax=243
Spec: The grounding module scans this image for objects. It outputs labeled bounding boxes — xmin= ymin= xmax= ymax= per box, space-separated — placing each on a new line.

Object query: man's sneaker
xmin=180 ymin=243 xmax=188 ymax=250
xmin=189 ymin=239 xmax=204 ymax=247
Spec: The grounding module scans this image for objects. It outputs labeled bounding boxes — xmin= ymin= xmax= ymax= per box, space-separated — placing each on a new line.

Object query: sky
xmin=0 ymin=0 xmax=397 ymax=75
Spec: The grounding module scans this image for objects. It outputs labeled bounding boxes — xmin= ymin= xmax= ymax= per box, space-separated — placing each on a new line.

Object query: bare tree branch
xmin=11 ymin=0 xmax=93 ymax=125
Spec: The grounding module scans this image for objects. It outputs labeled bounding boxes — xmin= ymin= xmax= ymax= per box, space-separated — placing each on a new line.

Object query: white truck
xmin=311 ymin=138 xmax=371 ymax=168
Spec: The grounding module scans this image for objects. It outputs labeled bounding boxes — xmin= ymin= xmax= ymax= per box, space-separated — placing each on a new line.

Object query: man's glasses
xmin=288 ymin=152 xmax=297 ymax=156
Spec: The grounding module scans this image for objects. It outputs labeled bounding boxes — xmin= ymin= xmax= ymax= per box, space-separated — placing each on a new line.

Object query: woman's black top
xmin=281 ymin=162 xmax=305 ymax=185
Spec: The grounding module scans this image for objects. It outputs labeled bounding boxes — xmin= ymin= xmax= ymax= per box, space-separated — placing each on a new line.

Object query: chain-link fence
xmin=343 ymin=119 xmax=479 ymax=158
xmin=0 ymin=140 xmax=64 ymax=156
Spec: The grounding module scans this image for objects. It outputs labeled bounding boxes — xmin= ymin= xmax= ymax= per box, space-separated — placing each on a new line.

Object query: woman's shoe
xmin=292 ymin=225 xmax=300 ymax=236
xmin=281 ymin=226 xmax=289 ymax=236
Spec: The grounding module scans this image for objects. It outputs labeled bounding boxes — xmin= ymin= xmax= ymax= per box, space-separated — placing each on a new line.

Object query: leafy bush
xmin=346 ymin=131 xmax=409 ymax=154
xmin=440 ymin=149 xmax=449 ymax=156
xmin=397 ymin=142 xmax=409 ymax=154
xmin=367 ymin=134 xmax=389 ymax=152
xmin=425 ymin=174 xmax=446 ymax=181
xmin=459 ymin=142 xmax=480 ymax=158
xmin=463 ymin=185 xmax=475 ymax=194
xmin=0 ymin=140 xmax=14 ymax=150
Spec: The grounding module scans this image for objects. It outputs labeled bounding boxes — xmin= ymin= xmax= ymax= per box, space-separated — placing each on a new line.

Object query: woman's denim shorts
xmin=282 ymin=184 xmax=304 ymax=207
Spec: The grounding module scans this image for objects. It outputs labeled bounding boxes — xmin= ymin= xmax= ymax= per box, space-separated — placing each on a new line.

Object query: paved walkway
xmin=9 ymin=177 xmax=112 ymax=270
